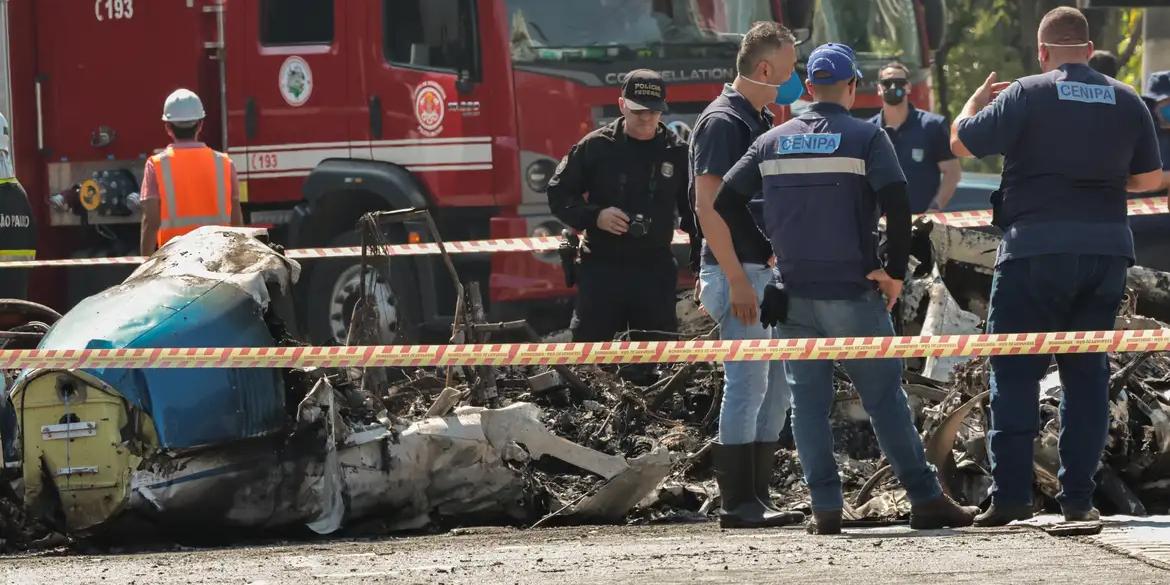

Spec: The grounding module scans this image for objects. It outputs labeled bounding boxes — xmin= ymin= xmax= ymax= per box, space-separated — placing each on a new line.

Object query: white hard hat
xmin=162 ymin=89 xmax=206 ymax=124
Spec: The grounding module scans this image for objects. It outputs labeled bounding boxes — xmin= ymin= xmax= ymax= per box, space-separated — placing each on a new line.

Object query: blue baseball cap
xmin=807 ymin=43 xmax=863 ymax=85
xmin=1144 ymin=71 xmax=1170 ymax=103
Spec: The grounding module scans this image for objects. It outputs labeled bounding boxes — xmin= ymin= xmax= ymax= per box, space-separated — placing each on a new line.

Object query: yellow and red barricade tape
xmin=1 ymin=197 xmax=1163 ymax=269
xmin=3 ymin=329 xmax=1167 ymax=369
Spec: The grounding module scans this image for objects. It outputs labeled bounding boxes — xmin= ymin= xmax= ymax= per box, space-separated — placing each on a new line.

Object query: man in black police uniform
xmin=868 ymin=63 xmax=962 ymax=213
xmin=547 ymin=70 xmax=698 ymax=344
xmin=952 ymin=7 xmax=1164 ymax=526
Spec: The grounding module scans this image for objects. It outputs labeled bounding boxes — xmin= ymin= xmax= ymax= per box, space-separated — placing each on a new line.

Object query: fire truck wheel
xmin=306 ymin=229 xmax=421 ymax=345
xmin=0 ymin=299 xmax=61 ymax=330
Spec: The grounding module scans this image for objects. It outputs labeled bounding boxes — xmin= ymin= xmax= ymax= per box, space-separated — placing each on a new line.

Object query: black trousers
xmin=570 ymin=254 xmax=678 ymax=342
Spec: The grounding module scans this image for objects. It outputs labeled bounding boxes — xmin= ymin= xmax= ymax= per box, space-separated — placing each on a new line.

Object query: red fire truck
xmin=0 ymin=0 xmax=943 ymax=344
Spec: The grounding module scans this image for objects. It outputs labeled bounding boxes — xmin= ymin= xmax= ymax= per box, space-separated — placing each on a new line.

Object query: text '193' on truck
xmin=0 ymin=0 xmax=944 ymax=344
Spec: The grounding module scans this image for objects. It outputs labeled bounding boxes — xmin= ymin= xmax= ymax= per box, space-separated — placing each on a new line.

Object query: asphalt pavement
xmin=2 ymin=517 xmax=1168 ymax=584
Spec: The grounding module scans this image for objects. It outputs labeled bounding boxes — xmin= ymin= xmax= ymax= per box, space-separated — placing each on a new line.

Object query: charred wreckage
xmin=2 ymin=214 xmax=1170 ymax=551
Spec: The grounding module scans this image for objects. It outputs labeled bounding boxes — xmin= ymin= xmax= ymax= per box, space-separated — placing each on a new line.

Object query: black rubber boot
xmin=714 ymin=443 xmax=803 ymax=529
xmin=752 ymin=441 xmax=783 ymax=512
xmin=973 ymin=502 xmax=1035 ymax=527
xmin=910 ymin=495 xmax=980 ymax=529
xmin=805 ymin=509 xmax=843 ymax=535
xmin=753 ymin=442 xmax=806 ymax=524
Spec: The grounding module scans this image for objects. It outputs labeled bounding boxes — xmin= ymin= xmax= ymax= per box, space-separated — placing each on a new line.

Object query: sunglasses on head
xmin=879 ymin=78 xmax=909 ymax=88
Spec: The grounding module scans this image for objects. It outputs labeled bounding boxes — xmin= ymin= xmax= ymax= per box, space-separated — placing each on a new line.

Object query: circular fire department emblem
xmin=414 ymin=81 xmax=447 ymax=137
xmin=279 ymin=56 xmax=313 ymax=107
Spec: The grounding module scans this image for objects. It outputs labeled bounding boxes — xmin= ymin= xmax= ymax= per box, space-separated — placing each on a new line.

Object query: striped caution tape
xmin=3 ymin=329 xmax=1167 ymax=370
xmin=921 ymin=195 xmax=1167 ymax=229
xmin=0 ymin=236 xmax=574 ymax=268
xmin=1 ymin=196 xmax=1164 ymax=269
xmin=0 ymin=235 xmax=583 ymax=268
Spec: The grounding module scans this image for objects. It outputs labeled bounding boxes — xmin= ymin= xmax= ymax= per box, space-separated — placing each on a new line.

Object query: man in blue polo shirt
xmin=708 ymin=43 xmax=978 ymax=535
xmin=690 ymin=21 xmax=805 ymax=529
xmin=952 ymin=7 xmax=1164 ymax=526
xmin=1141 ymin=70 xmax=1170 ymax=192
xmin=868 ymin=62 xmax=961 ymax=213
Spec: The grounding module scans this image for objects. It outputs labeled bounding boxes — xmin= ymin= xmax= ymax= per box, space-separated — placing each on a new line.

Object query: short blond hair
xmin=1039 ymin=7 xmax=1089 ymax=45
xmin=736 ymin=22 xmax=796 ymax=76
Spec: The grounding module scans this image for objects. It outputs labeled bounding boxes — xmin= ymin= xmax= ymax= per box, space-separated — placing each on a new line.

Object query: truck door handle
xmin=245 ymin=98 xmax=258 ymax=140
xmin=35 ymin=74 xmax=47 ymax=154
xmin=369 ymin=96 xmax=383 ymax=140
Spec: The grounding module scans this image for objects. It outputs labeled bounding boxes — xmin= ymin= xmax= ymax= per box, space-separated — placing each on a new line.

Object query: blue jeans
xmin=698 ymin=262 xmax=791 ymax=445
xmin=986 ymin=254 xmax=1127 ymax=510
xmin=777 ymin=291 xmax=942 ymax=511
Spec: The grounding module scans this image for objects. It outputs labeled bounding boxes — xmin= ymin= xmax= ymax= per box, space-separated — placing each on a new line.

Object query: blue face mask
xmin=775 ymin=72 xmax=804 ymax=106
xmin=1159 ymin=104 xmax=1170 ymax=127
xmin=739 ymin=71 xmax=804 ymax=106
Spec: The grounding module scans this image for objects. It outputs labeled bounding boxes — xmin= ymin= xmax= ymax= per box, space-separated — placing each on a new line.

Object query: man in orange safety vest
xmin=140 ymin=89 xmax=243 ymax=255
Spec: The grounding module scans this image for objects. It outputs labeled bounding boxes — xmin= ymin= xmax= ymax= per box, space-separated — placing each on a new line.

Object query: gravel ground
xmin=2 ymin=522 xmax=1166 ymax=585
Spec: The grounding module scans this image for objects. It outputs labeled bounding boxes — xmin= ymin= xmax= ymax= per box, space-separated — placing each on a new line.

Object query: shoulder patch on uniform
xmin=777 ymin=133 xmax=842 ymax=155
xmin=1056 ymin=81 xmax=1116 ymax=105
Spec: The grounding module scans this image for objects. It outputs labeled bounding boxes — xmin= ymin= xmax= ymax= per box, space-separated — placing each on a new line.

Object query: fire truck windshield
xmin=802 ymin=0 xmax=921 ymax=65
xmin=507 ymin=0 xmax=774 ymax=62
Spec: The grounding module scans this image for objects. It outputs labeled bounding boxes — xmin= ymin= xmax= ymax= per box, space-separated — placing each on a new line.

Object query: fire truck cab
xmin=1 ymin=0 xmax=943 ymax=344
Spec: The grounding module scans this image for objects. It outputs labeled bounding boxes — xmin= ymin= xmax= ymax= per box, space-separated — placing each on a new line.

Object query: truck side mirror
xmin=781 ymin=0 xmax=815 ymax=46
xmin=781 ymin=0 xmax=815 ymax=30
xmin=923 ymin=0 xmax=947 ymax=52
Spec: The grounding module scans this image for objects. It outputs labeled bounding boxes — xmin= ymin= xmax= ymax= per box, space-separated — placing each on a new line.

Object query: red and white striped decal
xmin=233 ymin=137 xmax=494 ymax=180
xmin=2 ymin=197 xmax=1164 ymax=269
xmin=4 ymin=329 xmax=1168 ymax=369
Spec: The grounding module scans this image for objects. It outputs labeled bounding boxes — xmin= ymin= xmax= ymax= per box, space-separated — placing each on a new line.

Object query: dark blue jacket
xmin=957 ymin=63 xmax=1162 ymax=264
xmin=722 ymin=103 xmax=907 ymax=298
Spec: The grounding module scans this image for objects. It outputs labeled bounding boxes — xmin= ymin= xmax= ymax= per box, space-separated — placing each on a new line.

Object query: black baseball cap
xmin=622 ymin=69 xmax=668 ymax=113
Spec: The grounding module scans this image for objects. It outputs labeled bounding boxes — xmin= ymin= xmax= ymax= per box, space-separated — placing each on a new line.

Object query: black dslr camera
xmin=627 ymin=213 xmax=652 ymax=238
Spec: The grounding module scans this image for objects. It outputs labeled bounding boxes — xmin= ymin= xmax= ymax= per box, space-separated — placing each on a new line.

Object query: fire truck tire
xmin=0 ymin=299 xmax=61 ymax=330
xmin=305 ymin=229 xmax=422 ymax=346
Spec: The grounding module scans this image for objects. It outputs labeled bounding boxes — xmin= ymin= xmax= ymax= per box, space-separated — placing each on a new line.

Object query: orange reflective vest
xmin=150 ymin=145 xmax=233 ymax=247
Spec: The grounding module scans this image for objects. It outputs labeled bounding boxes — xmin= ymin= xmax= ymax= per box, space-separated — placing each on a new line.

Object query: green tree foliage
xmin=932 ymin=2 xmax=1144 ymax=174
